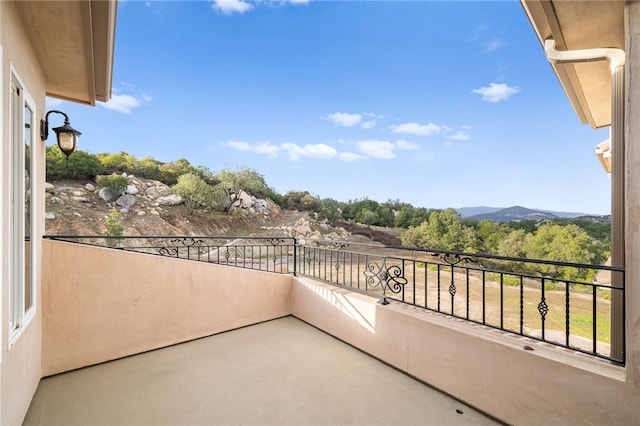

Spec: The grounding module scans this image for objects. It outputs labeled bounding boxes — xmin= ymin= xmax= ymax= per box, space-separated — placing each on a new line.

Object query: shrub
xmin=104 ymin=208 xmax=124 ymax=247
xmin=172 ymin=173 xmax=219 ymax=215
xmin=46 ymin=145 xmax=67 ymax=181
xmin=66 ymin=150 xmax=103 ymax=180
xmin=96 ymin=175 xmax=128 ymax=194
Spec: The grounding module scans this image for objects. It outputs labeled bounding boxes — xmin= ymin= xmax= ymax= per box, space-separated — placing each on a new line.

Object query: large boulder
xmin=45 ymin=182 xmax=55 ymax=193
xmin=238 ymin=190 xmax=254 ymax=208
xmin=116 ymin=194 xmax=137 ymax=208
xmin=254 ymin=199 xmax=269 ymax=214
xmin=156 ymin=194 xmax=184 ymax=206
xmin=125 ymin=184 xmax=139 ymax=195
xmin=145 ymin=186 xmax=171 ymax=200
xmin=98 ymin=186 xmax=122 ymax=202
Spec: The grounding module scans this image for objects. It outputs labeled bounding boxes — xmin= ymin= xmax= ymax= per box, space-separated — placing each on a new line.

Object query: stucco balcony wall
xmin=41 ymin=239 xmax=292 ymax=376
xmin=290 ymin=277 xmax=638 ymax=425
xmin=41 ymin=241 xmax=640 ymax=424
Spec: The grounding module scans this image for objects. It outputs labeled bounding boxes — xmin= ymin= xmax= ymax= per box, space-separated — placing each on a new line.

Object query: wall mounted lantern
xmin=40 ymin=110 xmax=82 ymax=157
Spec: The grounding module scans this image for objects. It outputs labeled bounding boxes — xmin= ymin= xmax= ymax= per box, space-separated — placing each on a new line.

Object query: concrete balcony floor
xmin=23 ymin=316 xmax=500 ymax=426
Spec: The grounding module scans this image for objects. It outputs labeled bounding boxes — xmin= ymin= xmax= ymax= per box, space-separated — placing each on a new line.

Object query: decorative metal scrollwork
xmin=170 ymin=237 xmax=204 ymax=247
xmin=430 ymin=252 xmax=479 ymax=267
xmin=263 ymin=238 xmax=288 ymax=245
xmin=159 ymin=237 xmax=206 ymax=257
xmin=328 ymin=241 xmax=347 ymax=250
xmin=538 ymin=299 xmax=549 ymax=320
xmin=363 ymin=258 xmax=408 ymax=305
xmin=158 ymin=246 xmax=179 ymax=257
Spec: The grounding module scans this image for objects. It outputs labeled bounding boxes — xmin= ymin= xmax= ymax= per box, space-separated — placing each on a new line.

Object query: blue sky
xmin=46 ymin=0 xmax=611 ymax=215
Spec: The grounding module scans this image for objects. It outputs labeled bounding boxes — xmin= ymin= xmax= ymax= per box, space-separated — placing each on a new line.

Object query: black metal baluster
xmin=565 ymin=280 xmax=570 ymax=347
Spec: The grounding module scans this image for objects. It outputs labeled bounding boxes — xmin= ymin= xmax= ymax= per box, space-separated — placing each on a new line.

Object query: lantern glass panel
xmin=58 ymin=132 xmax=75 ymax=152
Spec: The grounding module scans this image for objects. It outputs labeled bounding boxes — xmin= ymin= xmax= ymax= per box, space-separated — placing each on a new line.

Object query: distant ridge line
xmin=456 ymin=205 xmax=603 ymax=222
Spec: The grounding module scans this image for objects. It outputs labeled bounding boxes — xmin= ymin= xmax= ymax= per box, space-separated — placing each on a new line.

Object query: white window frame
xmin=8 ymin=65 xmax=36 ymax=348
xmin=0 ymin=43 xmax=3 ymax=361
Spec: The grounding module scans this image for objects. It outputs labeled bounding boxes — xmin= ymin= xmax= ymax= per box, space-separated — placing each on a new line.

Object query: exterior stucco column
xmin=625 ymin=0 xmax=640 ymax=386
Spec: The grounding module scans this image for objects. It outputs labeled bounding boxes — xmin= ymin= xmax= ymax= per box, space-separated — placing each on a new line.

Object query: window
xmin=9 ymin=68 xmax=35 ymax=346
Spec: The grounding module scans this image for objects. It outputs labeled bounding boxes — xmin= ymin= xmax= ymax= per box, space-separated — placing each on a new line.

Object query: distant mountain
xmin=461 ymin=205 xmax=591 ymax=222
xmin=456 ymin=206 xmax=505 ymax=218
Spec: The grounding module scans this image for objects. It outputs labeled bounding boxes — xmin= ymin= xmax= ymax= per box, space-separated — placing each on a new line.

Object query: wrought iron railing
xmin=44 ymin=235 xmax=624 ymax=364
xmin=45 ymin=235 xmax=296 ymax=273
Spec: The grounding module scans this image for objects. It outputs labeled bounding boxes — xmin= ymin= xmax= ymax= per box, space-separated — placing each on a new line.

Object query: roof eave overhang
xmin=521 ymin=0 xmax=624 ymax=129
xmin=15 ymin=0 xmax=117 ymax=105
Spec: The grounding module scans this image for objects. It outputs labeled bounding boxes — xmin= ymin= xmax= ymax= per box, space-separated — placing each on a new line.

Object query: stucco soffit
xmin=15 ymin=0 xmax=116 ymax=105
xmin=521 ymin=0 xmax=624 ymax=129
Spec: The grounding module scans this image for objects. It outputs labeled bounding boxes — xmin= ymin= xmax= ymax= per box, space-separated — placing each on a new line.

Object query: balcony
xmin=24 ymin=316 xmax=499 ymax=425
xmin=30 ymin=236 xmax=628 ymax=425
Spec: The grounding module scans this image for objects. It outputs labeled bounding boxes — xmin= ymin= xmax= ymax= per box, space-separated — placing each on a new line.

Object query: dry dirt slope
xmin=44 ymin=179 xmax=401 ymax=245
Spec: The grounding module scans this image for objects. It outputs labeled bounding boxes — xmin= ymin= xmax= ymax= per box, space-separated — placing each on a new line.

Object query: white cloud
xmin=211 ymin=0 xmax=253 ymax=15
xmin=253 ymin=142 xmax=281 ymax=156
xmin=100 ymin=93 xmax=150 ymax=114
xmin=339 ymin=152 xmax=367 ymax=162
xmin=390 ymin=122 xmax=441 ymax=136
xmin=361 ymin=120 xmax=376 ymax=129
xmin=325 ymin=112 xmax=363 ymax=127
xmin=288 ymin=0 xmax=310 ymax=4
xmin=224 ymin=140 xmax=253 ymax=151
xmin=221 ymin=137 xmax=415 ymax=162
xmin=355 ymin=140 xmax=397 ymax=160
xmin=395 ymin=140 xmax=419 ymax=150
xmin=281 ymin=143 xmax=337 ymax=161
xmin=221 ymin=140 xmax=280 ymax=157
xmin=447 ymin=131 xmax=472 ymax=141
xmin=472 ymin=83 xmax=520 ymax=103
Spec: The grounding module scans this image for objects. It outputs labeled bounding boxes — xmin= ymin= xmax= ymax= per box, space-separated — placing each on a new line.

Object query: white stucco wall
xmin=291 ymin=277 xmax=638 ymax=425
xmin=624 ymin=0 xmax=640 ymax=391
xmin=41 ymin=240 xmax=293 ymax=376
xmin=0 ymin=2 xmax=46 ymax=425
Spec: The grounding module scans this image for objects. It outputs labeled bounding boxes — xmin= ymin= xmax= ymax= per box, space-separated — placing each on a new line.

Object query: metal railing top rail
xmin=304 ymin=238 xmax=623 ymax=273
xmin=45 ymin=234 xmax=622 ymax=272
xmin=44 ymin=234 xmax=296 ymax=242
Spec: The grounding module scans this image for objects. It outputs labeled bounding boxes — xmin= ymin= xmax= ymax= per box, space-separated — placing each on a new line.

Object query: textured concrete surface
xmin=23 ymin=316 xmax=501 ymax=426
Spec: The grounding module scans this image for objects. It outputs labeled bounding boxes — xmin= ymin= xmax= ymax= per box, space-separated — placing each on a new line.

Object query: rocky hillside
xmin=44 ymin=174 xmax=400 ymax=245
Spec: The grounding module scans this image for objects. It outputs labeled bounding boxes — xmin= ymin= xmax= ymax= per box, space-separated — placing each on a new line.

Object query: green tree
xmin=133 ymin=156 xmax=162 ymax=180
xmin=172 ymin=173 xmax=220 ymax=215
xmin=66 ymin=150 xmax=103 ymax=180
xmin=524 ymin=223 xmax=605 ymax=281
xmin=376 ymin=205 xmax=395 ymax=227
xmin=282 ymin=191 xmax=321 ymax=212
xmin=394 ymin=205 xmax=415 ymax=228
xmin=497 ymin=229 xmax=529 ymax=258
xmin=356 ymin=208 xmax=377 ymax=227
xmin=46 ymin=145 xmax=67 ymax=180
xmin=318 ymin=197 xmax=343 ymax=221
xmin=410 ymin=207 xmax=430 ymax=227
xmin=98 ymin=151 xmax=137 ymax=175
xmin=159 ymin=158 xmax=195 ymax=185
xmin=401 ymin=208 xmax=475 ymax=251
xmin=474 ymin=219 xmax=510 ymax=253
xmin=193 ymin=164 xmax=218 ymax=185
